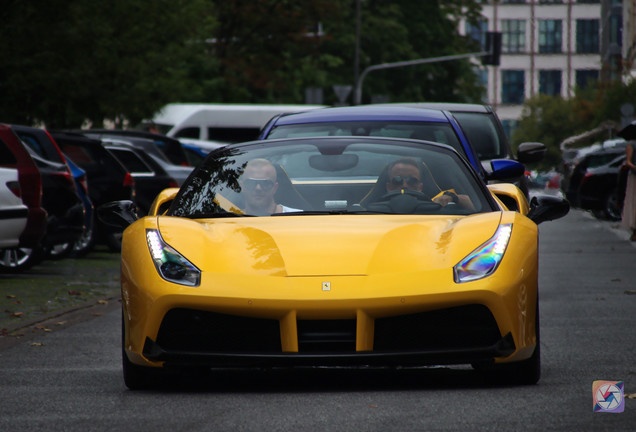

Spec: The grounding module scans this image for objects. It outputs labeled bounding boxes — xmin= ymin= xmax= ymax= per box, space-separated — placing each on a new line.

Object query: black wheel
xmin=47 ymin=243 xmax=74 ymax=260
xmin=122 ymin=311 xmax=157 ymax=390
xmin=0 ymin=246 xmax=45 ymax=273
xmin=72 ymin=224 xmax=96 ymax=258
xmin=603 ymin=190 xmax=622 ymax=221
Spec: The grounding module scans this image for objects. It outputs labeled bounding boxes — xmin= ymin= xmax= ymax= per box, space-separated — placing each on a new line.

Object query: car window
xmin=266 ymin=121 xmax=465 ymax=157
xmin=170 ymin=138 xmax=493 ymax=218
xmin=452 ymin=112 xmax=507 ymax=160
xmin=16 ymin=132 xmax=65 ymax=163
xmin=108 ymin=148 xmax=154 ymax=174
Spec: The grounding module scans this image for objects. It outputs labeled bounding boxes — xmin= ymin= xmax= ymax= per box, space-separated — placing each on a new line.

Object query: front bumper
xmin=140 ymin=305 xmax=516 ymax=368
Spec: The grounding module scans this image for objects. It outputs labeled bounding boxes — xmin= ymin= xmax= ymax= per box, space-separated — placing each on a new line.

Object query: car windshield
xmin=169 ymin=137 xmax=494 ymax=218
xmin=266 ymin=121 xmax=465 ymax=157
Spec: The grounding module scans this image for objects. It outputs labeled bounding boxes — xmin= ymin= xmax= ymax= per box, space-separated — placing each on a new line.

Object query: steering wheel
xmin=367 ymin=189 xmax=442 ymax=214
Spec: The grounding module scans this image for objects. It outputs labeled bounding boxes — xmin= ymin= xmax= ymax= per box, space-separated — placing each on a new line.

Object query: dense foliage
xmin=0 ymin=0 xmax=484 ymax=128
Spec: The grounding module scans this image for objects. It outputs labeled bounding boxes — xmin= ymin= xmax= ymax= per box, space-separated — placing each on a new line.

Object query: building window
xmin=466 ymin=19 xmax=488 ymax=49
xmin=501 ymin=0 xmax=526 ymax=3
xmin=576 ymin=19 xmax=599 ymax=53
xmin=539 ymin=20 xmax=562 ymax=53
xmin=575 ymin=70 xmax=599 ymax=89
xmin=502 ymin=70 xmax=525 ymax=104
xmin=502 ymin=20 xmax=526 ymax=53
xmin=539 ymin=0 xmax=562 ymax=3
xmin=539 ymin=70 xmax=561 ymax=96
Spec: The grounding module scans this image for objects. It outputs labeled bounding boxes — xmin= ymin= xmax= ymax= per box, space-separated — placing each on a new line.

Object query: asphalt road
xmin=0 ymin=209 xmax=635 ymax=431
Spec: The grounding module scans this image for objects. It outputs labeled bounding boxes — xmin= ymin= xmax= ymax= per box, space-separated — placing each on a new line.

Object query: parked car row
xmin=562 ymin=142 xmax=628 ymax=221
xmin=0 ymin=125 xmax=194 ymax=273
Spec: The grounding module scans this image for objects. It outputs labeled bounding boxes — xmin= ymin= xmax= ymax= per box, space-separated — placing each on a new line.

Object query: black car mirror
xmin=527 ymin=195 xmax=570 ymax=225
xmin=517 ymin=142 xmax=547 ymax=164
xmin=97 ymin=200 xmax=139 ymax=230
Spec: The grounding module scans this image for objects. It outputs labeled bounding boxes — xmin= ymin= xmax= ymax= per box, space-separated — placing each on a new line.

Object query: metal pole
xmin=353 ymin=51 xmax=488 ymax=105
xmin=354 ymin=0 xmax=361 ymax=90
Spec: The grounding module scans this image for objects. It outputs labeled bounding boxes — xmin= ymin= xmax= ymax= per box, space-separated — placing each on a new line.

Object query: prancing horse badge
xmin=322 ymin=281 xmax=331 ymax=291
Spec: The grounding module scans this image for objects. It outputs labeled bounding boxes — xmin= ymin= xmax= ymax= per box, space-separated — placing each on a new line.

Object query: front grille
xmin=154 ymin=304 xmax=502 ymax=357
xmin=297 ymin=319 xmax=356 ymax=353
xmin=374 ymin=304 xmax=501 ymax=351
xmin=156 ymin=308 xmax=281 ymax=353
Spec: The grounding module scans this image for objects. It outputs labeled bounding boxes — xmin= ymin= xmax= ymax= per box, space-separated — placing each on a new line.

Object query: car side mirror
xmin=97 ymin=200 xmax=138 ymax=230
xmin=517 ymin=142 xmax=547 ymax=164
xmin=487 ymin=159 xmax=525 ymax=181
xmin=527 ymin=195 xmax=570 ymax=225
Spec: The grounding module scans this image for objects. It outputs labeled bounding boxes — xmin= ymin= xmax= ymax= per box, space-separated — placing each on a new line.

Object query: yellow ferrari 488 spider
xmin=99 ymin=136 xmax=569 ymax=389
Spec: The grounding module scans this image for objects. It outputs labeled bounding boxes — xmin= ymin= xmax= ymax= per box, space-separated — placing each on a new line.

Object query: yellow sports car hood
xmin=156 ymin=214 xmax=502 ymax=276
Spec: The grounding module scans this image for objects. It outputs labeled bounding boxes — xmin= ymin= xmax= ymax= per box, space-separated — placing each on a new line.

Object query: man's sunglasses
xmin=243 ymin=178 xmax=275 ymax=191
xmin=389 ymin=176 xmax=421 ymax=188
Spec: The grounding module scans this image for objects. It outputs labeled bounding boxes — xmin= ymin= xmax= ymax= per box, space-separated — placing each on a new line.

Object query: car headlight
xmin=146 ymin=229 xmax=201 ymax=286
xmin=454 ymin=224 xmax=512 ymax=283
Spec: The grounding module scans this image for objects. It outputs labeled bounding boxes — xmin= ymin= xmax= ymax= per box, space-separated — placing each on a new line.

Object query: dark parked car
xmin=12 ymin=126 xmax=85 ymax=251
xmin=564 ymin=146 xmax=626 ymax=220
xmin=77 ymin=129 xmax=191 ymax=167
xmin=92 ymin=135 xmax=193 ymax=185
xmin=0 ymin=125 xmax=47 ymax=272
xmin=371 ymin=103 xmax=547 ymax=196
xmin=102 ymin=139 xmax=179 ymax=215
xmin=51 ymin=131 xmax=136 ymax=251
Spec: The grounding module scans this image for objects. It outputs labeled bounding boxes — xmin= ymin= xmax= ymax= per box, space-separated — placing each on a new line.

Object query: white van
xmin=152 ymin=103 xmax=325 ymax=143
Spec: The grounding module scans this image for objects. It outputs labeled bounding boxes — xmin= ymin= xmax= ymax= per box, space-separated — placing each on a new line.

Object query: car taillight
xmin=168 ymin=179 xmax=179 ymax=188
xmin=123 ymin=172 xmax=135 ymax=187
xmin=7 ymin=181 xmax=21 ymax=198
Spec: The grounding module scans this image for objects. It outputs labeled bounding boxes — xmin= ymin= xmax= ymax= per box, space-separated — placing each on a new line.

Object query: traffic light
xmin=483 ymin=31 xmax=502 ymax=66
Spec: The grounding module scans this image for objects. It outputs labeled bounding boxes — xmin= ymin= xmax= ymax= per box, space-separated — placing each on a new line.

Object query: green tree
xmin=0 ymin=0 xmax=486 ymax=127
xmin=0 ymin=0 xmax=215 ymax=128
